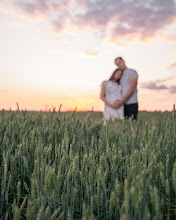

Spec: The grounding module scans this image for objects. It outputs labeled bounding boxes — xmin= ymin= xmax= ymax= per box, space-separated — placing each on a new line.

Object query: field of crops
xmin=0 ymin=109 xmax=176 ymax=219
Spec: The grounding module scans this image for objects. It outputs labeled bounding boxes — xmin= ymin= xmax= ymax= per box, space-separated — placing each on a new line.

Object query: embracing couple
xmin=100 ymin=57 xmax=138 ymax=121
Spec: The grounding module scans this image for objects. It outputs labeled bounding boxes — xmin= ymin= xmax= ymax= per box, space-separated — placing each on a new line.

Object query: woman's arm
xmin=100 ymin=82 xmax=113 ymax=107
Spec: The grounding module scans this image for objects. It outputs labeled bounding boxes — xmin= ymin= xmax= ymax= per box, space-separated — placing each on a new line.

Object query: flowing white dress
xmin=103 ymin=80 xmax=124 ymax=120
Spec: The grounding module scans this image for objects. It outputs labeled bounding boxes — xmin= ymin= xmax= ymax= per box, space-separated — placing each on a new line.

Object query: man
xmin=113 ymin=57 xmax=138 ymax=120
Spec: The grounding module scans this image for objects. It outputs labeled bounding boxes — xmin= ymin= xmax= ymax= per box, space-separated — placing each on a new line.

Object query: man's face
xmin=115 ymin=58 xmax=125 ymax=71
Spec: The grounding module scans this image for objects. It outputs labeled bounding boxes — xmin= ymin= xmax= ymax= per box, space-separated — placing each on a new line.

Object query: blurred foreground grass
xmin=0 ymin=109 xmax=176 ymax=219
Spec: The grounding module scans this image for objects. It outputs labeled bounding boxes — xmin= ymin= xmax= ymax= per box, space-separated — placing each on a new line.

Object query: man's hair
xmin=114 ymin=57 xmax=124 ymax=62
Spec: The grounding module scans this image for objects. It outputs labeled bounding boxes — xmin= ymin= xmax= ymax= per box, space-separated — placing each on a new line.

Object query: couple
xmin=100 ymin=57 xmax=138 ymax=121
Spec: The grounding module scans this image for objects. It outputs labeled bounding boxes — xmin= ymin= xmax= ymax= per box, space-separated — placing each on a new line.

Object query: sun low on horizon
xmin=0 ymin=0 xmax=176 ymax=112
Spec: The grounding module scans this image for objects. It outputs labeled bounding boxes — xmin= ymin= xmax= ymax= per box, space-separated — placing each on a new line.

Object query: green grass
xmin=0 ymin=109 xmax=176 ymax=219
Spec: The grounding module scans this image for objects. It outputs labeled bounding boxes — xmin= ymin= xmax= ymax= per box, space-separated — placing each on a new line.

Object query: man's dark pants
xmin=124 ymin=103 xmax=138 ymax=120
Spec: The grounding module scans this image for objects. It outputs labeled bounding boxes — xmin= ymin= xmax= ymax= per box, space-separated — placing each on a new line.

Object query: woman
xmin=100 ymin=68 xmax=124 ymax=121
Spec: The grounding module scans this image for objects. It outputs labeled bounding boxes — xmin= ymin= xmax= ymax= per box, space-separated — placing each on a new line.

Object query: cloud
xmin=84 ymin=50 xmax=99 ymax=56
xmin=169 ymin=86 xmax=176 ymax=93
xmin=155 ymin=77 xmax=173 ymax=84
xmin=10 ymin=0 xmax=176 ymax=42
xmin=168 ymin=61 xmax=176 ymax=70
xmin=13 ymin=0 xmax=50 ymax=15
xmin=141 ymin=77 xmax=176 ymax=93
xmin=141 ymin=82 xmax=168 ymax=90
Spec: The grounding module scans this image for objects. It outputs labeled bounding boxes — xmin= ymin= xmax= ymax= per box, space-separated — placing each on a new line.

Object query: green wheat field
xmin=0 ymin=108 xmax=176 ymax=219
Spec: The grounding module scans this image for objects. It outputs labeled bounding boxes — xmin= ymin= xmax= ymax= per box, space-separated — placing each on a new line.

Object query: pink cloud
xmin=9 ymin=0 xmax=176 ymax=42
xmin=168 ymin=61 xmax=176 ymax=70
xmin=140 ymin=76 xmax=176 ymax=93
xmin=141 ymin=82 xmax=168 ymax=90
xmin=84 ymin=50 xmax=99 ymax=56
xmin=169 ymin=86 xmax=176 ymax=93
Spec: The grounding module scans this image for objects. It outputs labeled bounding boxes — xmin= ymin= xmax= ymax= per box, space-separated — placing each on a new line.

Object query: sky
xmin=0 ymin=0 xmax=176 ymax=112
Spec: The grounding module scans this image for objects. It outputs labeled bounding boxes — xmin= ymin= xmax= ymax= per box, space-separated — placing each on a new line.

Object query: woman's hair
xmin=109 ymin=68 xmax=122 ymax=84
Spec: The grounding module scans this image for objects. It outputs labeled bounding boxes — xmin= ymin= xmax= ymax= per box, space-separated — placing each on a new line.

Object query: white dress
xmin=103 ymin=80 xmax=124 ymax=120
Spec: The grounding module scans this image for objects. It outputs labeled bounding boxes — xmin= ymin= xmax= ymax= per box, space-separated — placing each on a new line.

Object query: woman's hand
xmin=107 ymin=102 xmax=117 ymax=108
xmin=111 ymin=100 xmax=124 ymax=109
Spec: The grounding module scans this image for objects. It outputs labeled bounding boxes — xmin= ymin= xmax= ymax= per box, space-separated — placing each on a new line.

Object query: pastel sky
xmin=0 ymin=0 xmax=176 ymax=112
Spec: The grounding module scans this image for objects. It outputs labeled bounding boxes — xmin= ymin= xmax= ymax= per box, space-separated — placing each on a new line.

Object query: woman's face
xmin=114 ymin=71 xmax=122 ymax=80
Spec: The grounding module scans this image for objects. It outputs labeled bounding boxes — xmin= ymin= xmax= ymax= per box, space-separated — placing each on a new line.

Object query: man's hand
xmin=115 ymin=100 xmax=124 ymax=109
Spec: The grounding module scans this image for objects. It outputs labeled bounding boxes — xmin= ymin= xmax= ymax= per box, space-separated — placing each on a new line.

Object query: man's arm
xmin=114 ymin=78 xmax=138 ymax=109
xmin=122 ymin=78 xmax=138 ymax=103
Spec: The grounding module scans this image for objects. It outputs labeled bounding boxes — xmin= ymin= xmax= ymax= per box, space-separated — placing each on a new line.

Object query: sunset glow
xmin=0 ymin=0 xmax=176 ymax=112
